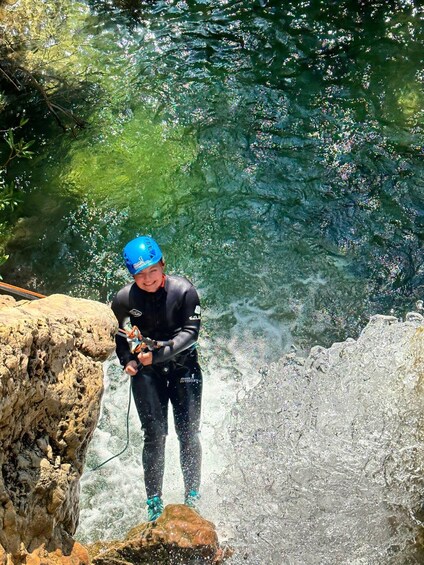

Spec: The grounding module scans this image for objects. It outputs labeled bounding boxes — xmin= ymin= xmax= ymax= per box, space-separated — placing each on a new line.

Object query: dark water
xmin=3 ymin=0 xmax=423 ymax=351
xmin=1 ymin=0 xmax=424 ymax=559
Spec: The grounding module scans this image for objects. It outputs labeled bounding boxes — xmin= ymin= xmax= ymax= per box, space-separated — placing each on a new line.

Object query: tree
xmin=0 ymin=0 xmax=87 ymax=275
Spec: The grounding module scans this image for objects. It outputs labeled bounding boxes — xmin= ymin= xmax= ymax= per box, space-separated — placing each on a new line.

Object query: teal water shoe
xmin=146 ymin=495 xmax=163 ymax=521
xmin=184 ymin=490 xmax=200 ymax=512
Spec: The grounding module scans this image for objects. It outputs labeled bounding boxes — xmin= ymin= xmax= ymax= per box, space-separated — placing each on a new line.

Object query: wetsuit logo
xmin=180 ymin=373 xmax=201 ymax=384
xmin=189 ymin=305 xmax=201 ymax=321
xmin=129 ymin=308 xmax=143 ymax=317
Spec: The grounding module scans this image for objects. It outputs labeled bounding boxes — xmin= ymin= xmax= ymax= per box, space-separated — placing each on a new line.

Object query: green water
xmin=2 ymin=0 xmax=423 ymax=354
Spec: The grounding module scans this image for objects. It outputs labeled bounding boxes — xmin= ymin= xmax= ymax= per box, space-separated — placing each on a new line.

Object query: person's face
xmin=133 ymin=261 xmax=164 ymax=292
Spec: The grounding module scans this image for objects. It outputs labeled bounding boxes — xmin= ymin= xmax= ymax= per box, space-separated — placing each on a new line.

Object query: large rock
xmin=89 ymin=504 xmax=232 ymax=564
xmin=0 ymin=294 xmax=117 ymax=562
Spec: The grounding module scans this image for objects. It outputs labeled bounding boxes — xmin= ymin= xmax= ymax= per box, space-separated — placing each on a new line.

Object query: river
xmin=1 ymin=0 xmax=423 ymax=562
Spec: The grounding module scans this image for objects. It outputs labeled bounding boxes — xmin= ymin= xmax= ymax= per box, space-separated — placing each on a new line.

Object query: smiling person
xmin=111 ymin=235 xmax=202 ymax=522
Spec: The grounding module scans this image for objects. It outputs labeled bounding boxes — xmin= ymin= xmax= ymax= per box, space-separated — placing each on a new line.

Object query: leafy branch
xmin=0 ymin=118 xmax=34 ymax=277
xmin=18 ymin=65 xmax=86 ymax=133
xmin=0 ymin=179 xmax=20 ymax=210
xmin=2 ymin=117 xmax=34 ymax=168
xmin=0 ymin=60 xmax=86 ymax=134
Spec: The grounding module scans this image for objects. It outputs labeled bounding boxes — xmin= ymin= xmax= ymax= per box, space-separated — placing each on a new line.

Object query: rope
xmin=88 ymin=378 xmax=132 ymax=471
xmin=0 ymin=280 xmax=46 ymax=300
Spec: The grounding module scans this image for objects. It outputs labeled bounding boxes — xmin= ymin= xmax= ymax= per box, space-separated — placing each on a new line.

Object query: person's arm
xmin=152 ymin=285 xmax=201 ymax=364
xmin=111 ymin=290 xmax=138 ymax=368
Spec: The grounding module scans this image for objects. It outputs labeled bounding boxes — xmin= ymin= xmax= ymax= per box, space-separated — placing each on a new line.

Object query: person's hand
xmin=124 ymin=360 xmax=138 ymax=376
xmin=137 ymin=351 xmax=153 ymax=366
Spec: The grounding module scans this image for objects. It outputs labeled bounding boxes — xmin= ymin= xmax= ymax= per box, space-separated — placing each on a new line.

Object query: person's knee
xmin=143 ymin=423 xmax=167 ymax=446
xmin=177 ymin=428 xmax=201 ymax=448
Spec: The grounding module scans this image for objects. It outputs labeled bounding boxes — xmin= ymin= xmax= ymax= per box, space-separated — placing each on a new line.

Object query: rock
xmin=0 ymin=294 xmax=117 ymax=563
xmin=406 ymin=311 xmax=424 ymax=323
xmin=24 ymin=541 xmax=90 ymax=565
xmin=89 ymin=504 xmax=232 ymax=564
xmin=0 ymin=295 xmax=16 ymax=309
xmin=0 ymin=544 xmax=6 ymax=565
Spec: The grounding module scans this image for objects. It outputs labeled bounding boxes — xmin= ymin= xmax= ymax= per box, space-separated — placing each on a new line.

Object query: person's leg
xmin=131 ymin=367 xmax=169 ymax=499
xmin=169 ymin=350 xmax=203 ymax=498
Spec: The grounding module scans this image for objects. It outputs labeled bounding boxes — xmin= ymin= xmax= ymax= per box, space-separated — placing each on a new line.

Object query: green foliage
xmin=0 ymin=252 xmax=9 ymax=280
xmin=3 ymin=119 xmax=34 ymax=168
xmin=0 ymin=181 xmax=22 ymax=212
xmin=0 ymin=218 xmax=9 ymax=280
xmin=0 ymin=116 xmax=34 ymax=209
xmin=0 ymin=115 xmax=34 ymax=275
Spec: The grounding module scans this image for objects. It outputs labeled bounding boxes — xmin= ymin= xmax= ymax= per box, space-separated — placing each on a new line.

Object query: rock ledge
xmin=0 ymin=294 xmax=117 ymax=564
xmin=89 ymin=504 xmax=232 ymax=564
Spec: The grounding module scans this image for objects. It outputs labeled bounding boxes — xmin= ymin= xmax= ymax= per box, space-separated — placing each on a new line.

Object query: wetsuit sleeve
xmin=111 ymin=291 xmax=137 ymax=368
xmin=152 ymin=285 xmax=201 ymax=364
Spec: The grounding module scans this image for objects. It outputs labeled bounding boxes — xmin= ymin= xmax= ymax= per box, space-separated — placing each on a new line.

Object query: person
xmin=111 ymin=235 xmax=203 ymax=521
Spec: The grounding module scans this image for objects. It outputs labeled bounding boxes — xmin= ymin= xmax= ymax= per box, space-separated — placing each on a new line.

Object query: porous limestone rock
xmin=0 ymin=295 xmax=16 ymax=309
xmin=23 ymin=541 xmax=90 ymax=565
xmin=0 ymin=544 xmax=6 ymax=565
xmin=0 ymin=294 xmax=117 ymax=563
xmin=89 ymin=504 xmax=232 ymax=564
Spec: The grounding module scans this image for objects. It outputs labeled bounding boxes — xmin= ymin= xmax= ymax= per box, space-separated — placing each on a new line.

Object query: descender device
xmin=116 ymin=325 xmax=174 ymax=353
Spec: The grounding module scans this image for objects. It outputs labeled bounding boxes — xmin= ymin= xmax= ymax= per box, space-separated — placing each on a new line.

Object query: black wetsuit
xmin=111 ymin=275 xmax=202 ymax=499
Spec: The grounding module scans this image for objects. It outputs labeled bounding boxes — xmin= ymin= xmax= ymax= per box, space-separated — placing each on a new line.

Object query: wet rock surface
xmin=89 ymin=504 xmax=232 ymax=565
xmin=0 ymin=294 xmax=116 ymax=563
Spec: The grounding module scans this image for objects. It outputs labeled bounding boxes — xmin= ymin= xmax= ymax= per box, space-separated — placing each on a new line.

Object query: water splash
xmin=215 ymin=316 xmax=424 ymax=564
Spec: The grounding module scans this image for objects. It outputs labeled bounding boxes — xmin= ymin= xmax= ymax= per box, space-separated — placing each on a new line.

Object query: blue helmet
xmin=123 ymin=236 xmax=163 ymax=275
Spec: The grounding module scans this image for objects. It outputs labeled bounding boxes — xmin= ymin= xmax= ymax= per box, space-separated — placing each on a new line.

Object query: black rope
xmin=88 ymin=378 xmax=132 ymax=471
